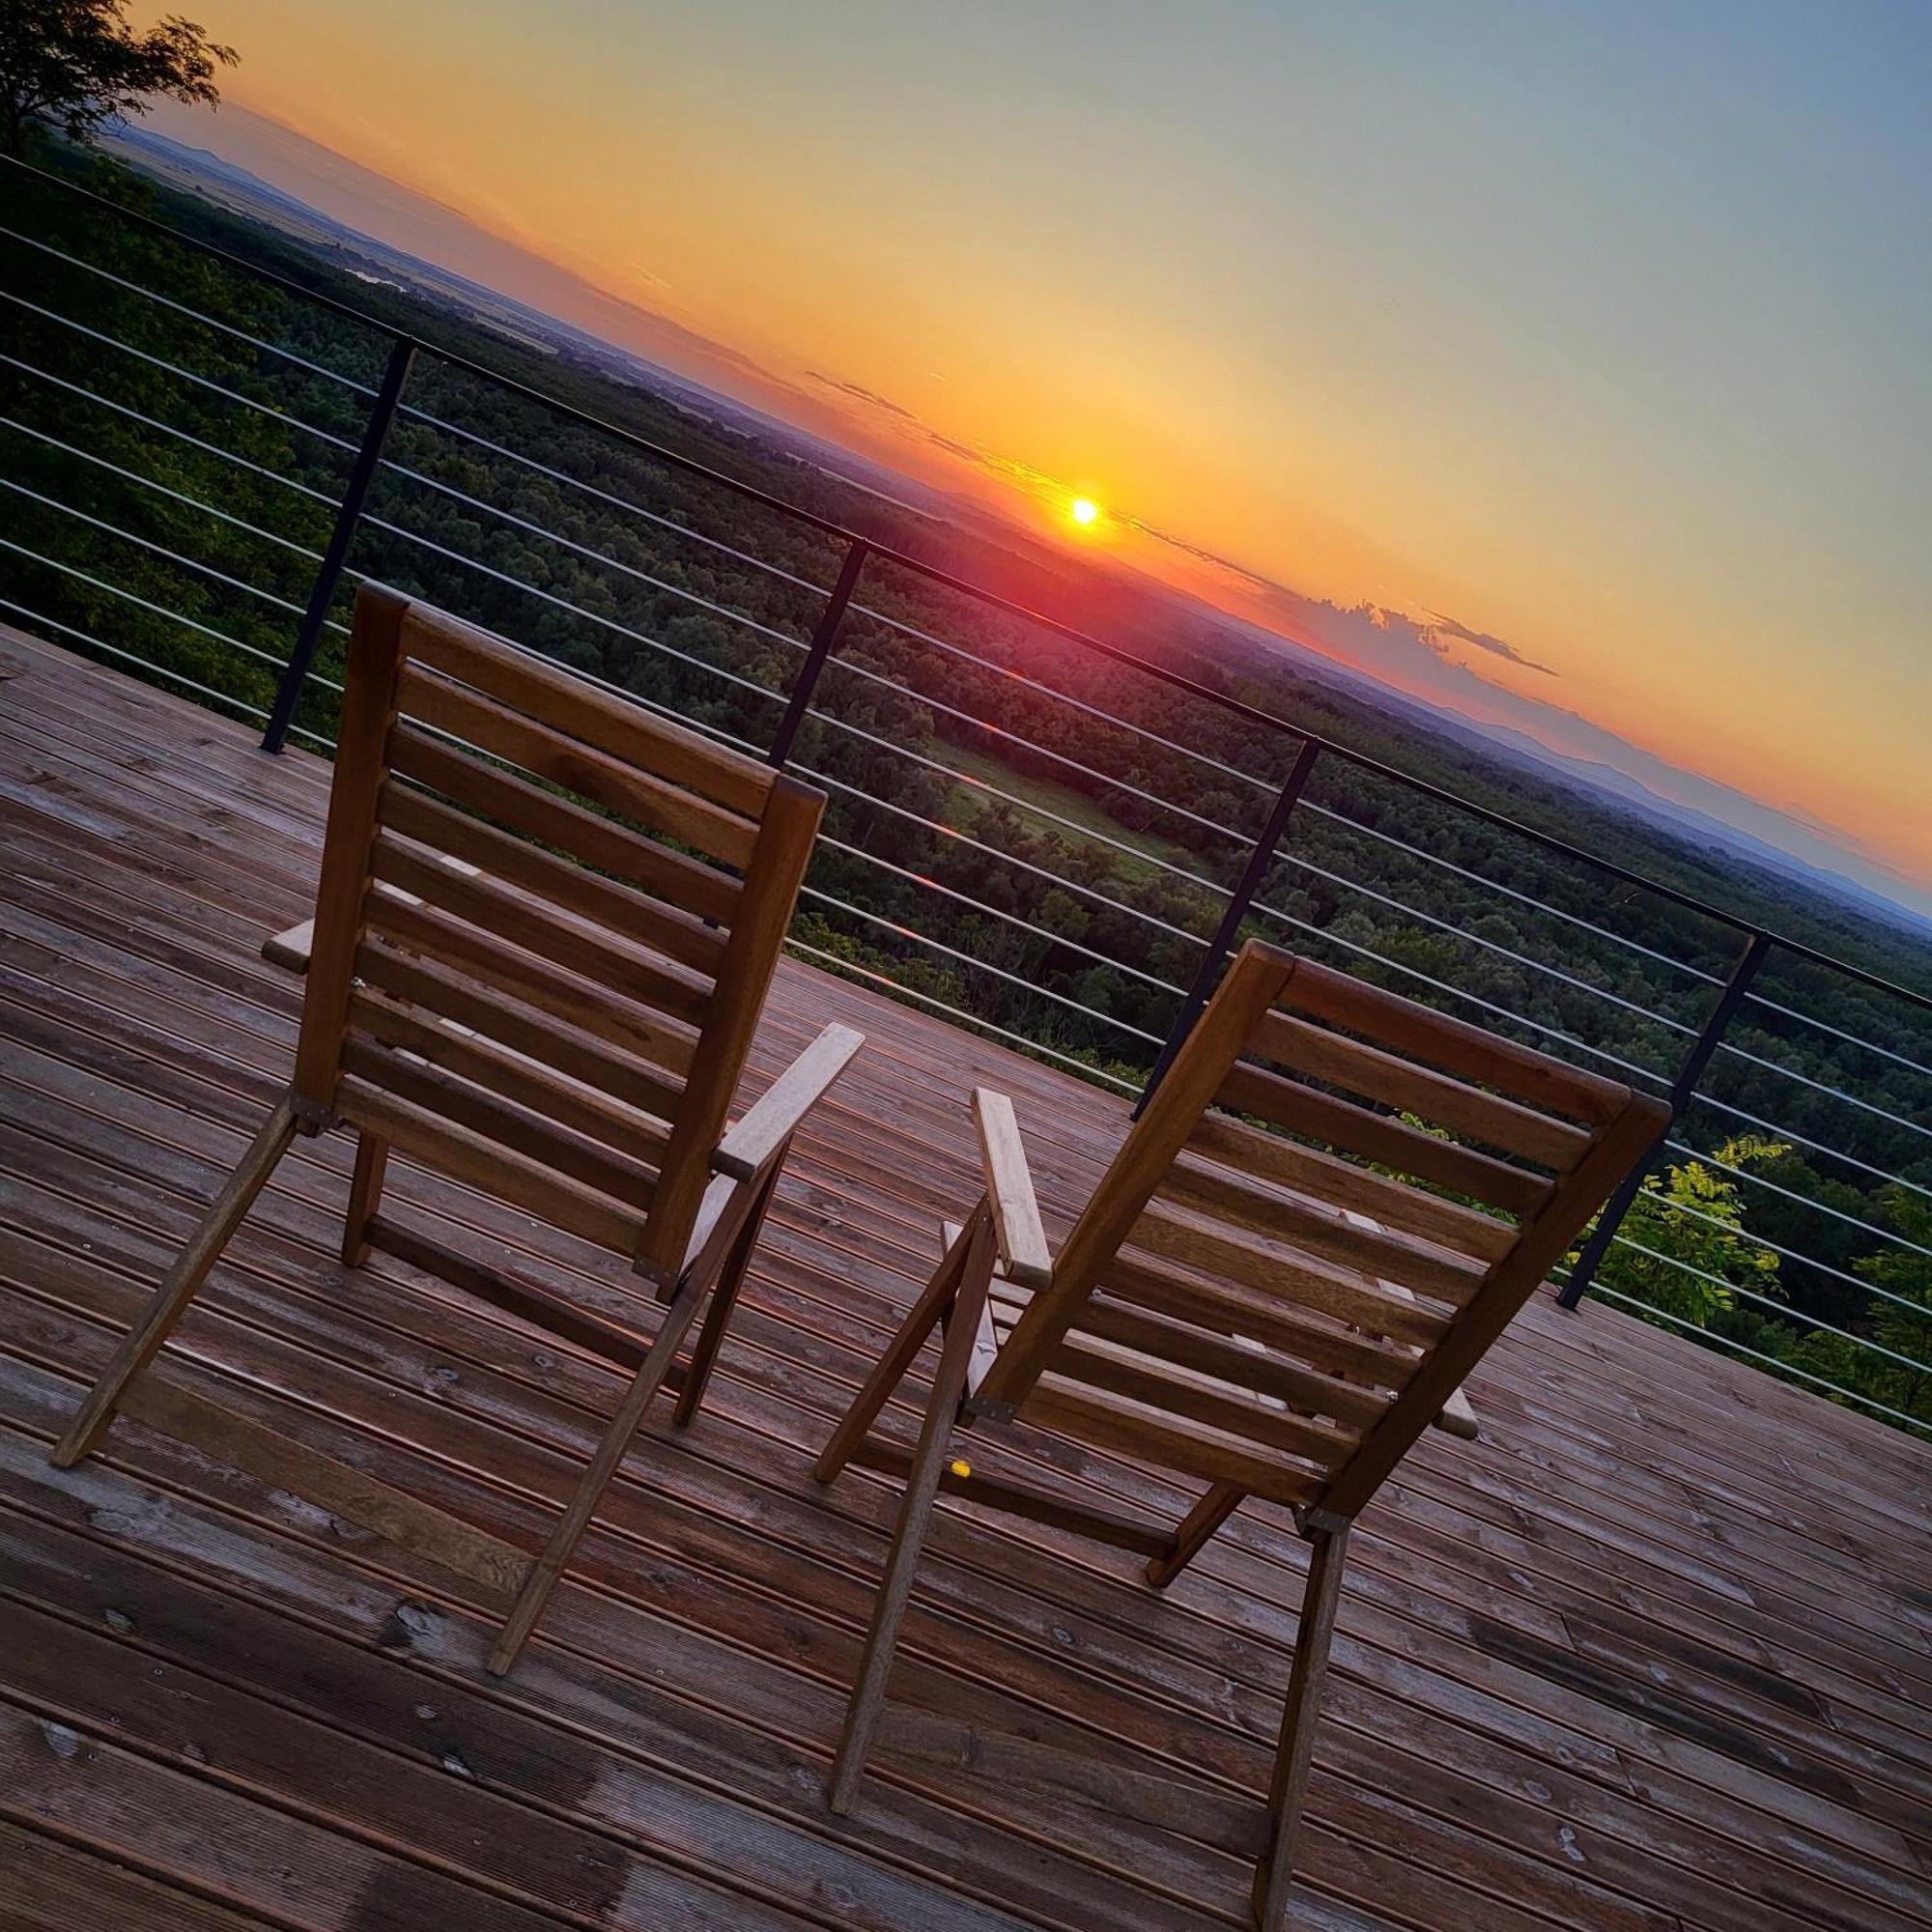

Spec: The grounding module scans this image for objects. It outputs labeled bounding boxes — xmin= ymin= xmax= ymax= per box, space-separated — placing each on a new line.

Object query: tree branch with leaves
xmin=0 ymin=2 xmax=237 ymax=156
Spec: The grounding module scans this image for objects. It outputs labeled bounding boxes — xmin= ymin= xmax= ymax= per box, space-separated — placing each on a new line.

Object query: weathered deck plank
xmin=0 ymin=625 xmax=1928 ymax=1932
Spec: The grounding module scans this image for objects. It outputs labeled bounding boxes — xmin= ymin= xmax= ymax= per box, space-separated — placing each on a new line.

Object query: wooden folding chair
xmin=816 ymin=937 xmax=1666 ymax=1927
xmin=54 ymin=584 xmax=862 ymax=1672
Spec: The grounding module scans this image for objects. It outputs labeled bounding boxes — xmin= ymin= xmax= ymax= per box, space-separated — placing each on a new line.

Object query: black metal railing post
xmin=1134 ymin=737 xmax=1321 ymax=1116
xmin=768 ymin=538 xmax=868 ymax=767
xmin=1556 ymin=930 xmax=1773 ymax=1308
xmin=261 ymin=336 xmax=416 ymax=753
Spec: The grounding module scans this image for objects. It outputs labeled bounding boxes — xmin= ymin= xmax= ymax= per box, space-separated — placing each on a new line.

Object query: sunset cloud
xmin=1421 ymin=611 xmax=1556 ymax=676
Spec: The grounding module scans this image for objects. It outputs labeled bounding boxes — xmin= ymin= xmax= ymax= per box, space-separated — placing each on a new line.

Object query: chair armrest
xmin=971 ymin=1088 xmax=1051 ymax=1291
xmin=263 ymin=918 xmax=315 ymax=975
xmin=713 ymin=1022 xmax=865 ymax=1181
xmin=263 ymin=852 xmax=483 ymax=979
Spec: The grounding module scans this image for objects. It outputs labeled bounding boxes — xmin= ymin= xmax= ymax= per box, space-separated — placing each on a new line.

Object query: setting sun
xmin=1069 ymin=496 xmax=1099 ymax=527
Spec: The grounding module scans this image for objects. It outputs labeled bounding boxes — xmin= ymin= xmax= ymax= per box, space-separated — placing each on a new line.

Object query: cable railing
xmin=3 ymin=151 xmax=1928 ymax=1438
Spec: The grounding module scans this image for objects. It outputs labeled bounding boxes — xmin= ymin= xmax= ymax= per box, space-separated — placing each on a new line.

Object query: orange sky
xmin=156 ymin=1 xmax=1930 ymax=895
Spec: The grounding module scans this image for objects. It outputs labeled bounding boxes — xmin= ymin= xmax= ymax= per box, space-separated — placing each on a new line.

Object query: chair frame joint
xmin=1294 ymin=1505 xmax=1350 ymax=1540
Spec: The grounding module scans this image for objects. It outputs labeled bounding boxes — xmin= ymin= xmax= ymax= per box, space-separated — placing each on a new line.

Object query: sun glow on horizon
xmin=1069 ymin=496 xmax=1100 ymax=527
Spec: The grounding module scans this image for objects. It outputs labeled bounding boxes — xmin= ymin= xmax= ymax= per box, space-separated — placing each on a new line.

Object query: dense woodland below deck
xmin=1 ymin=149 xmax=1928 ymax=1434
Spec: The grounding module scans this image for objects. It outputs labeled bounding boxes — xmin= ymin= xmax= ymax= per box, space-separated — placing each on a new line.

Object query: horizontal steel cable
xmin=1297 ymin=797 xmax=1725 ymax=983
xmin=1687 ymin=1091 xmax=1932 ymax=1202
xmin=0 ymin=289 xmax=358 ymax=451
xmin=1628 ymin=1188 xmax=1932 ymax=1318
xmin=0 ymin=536 xmax=300 ymax=674
xmin=1663 ymin=1135 xmax=1932 ymax=1258
xmin=796 ymin=691 xmax=1236 ymax=897
xmin=0 ymin=595 xmax=273 ymax=721
xmin=0 ymin=415 xmax=325 ymax=559
xmin=1604 ymin=1233 xmax=1930 ymax=1376
xmin=1743 ymin=989 xmax=1932 ymax=1083
xmin=781 ymin=934 xmax=1139 ymax=1094
xmin=397 ymin=403 xmax=826 ymax=594
xmin=1 ymin=352 xmax=338 ymax=505
xmin=856 ymin=590 xmax=1724 ymax=993
xmin=849 ymin=593 xmax=1279 ymax=804
xmin=813 ymin=647 xmax=1253 ymax=854
xmin=1262 ymin=847 xmax=1694 ymax=1035
xmin=814 ymin=835 xmax=1184 ymax=997
xmin=0 ymin=227 xmax=376 ymax=393
xmin=1714 ymin=1037 xmax=1932 ymax=1140
xmin=1572 ymin=1276 xmax=1926 ymax=1430
xmin=799 ymin=885 xmax=1166 ymax=1047
xmin=0 ymin=476 xmax=322 ymax=622
xmin=377 ymin=456 xmax=814 ymax=654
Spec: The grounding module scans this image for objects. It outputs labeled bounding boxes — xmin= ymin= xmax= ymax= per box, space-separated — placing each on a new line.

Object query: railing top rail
xmin=8 ymin=150 xmax=1931 ymax=1021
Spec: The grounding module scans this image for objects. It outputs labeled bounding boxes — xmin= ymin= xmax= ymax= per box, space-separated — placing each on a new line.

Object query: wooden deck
xmin=0 ymin=626 xmax=1927 ymax=1932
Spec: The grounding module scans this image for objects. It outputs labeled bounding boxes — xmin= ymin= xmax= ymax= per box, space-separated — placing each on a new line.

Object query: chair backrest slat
xmin=1216 ymin=1062 xmax=1556 ymax=1216
xmin=404 ymin=597 xmax=776 ymax=820
xmin=1160 ymin=1151 xmax=1488 ymax=1303
xmin=974 ymin=939 xmax=1668 ymax=1517
xmin=380 ymin=781 xmax=728 ymax=978
xmin=1252 ymin=1009 xmax=1593 ymax=1171
xmin=398 ymin=664 xmax=763 ymax=870
xmin=369 ymin=833 xmax=715 ymax=1029
xmin=388 ymin=724 xmax=743 ymax=926
xmin=1181 ymin=1112 xmax=1519 ymax=1263
xmin=353 ymin=942 xmax=685 ymax=1123
xmin=293 ymin=588 xmax=823 ymax=1285
xmin=362 ymin=873 xmax=702 ymax=1076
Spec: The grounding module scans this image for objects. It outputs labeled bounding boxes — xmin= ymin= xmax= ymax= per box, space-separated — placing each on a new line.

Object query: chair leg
xmin=52 ymin=1093 xmax=302 ymax=1469
xmin=673 ymin=1163 xmax=777 ymax=1428
xmin=815 ymin=1206 xmax=985 ymax=1485
xmin=340 ymin=1132 xmax=388 ymax=1265
xmin=1253 ymin=1521 xmax=1350 ymax=1932
xmin=828 ymin=1213 xmax=995 ymax=1815
xmin=1147 ymin=1481 xmax=1245 ymax=1589
xmin=487 ymin=1264 xmax=711 ymax=1676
